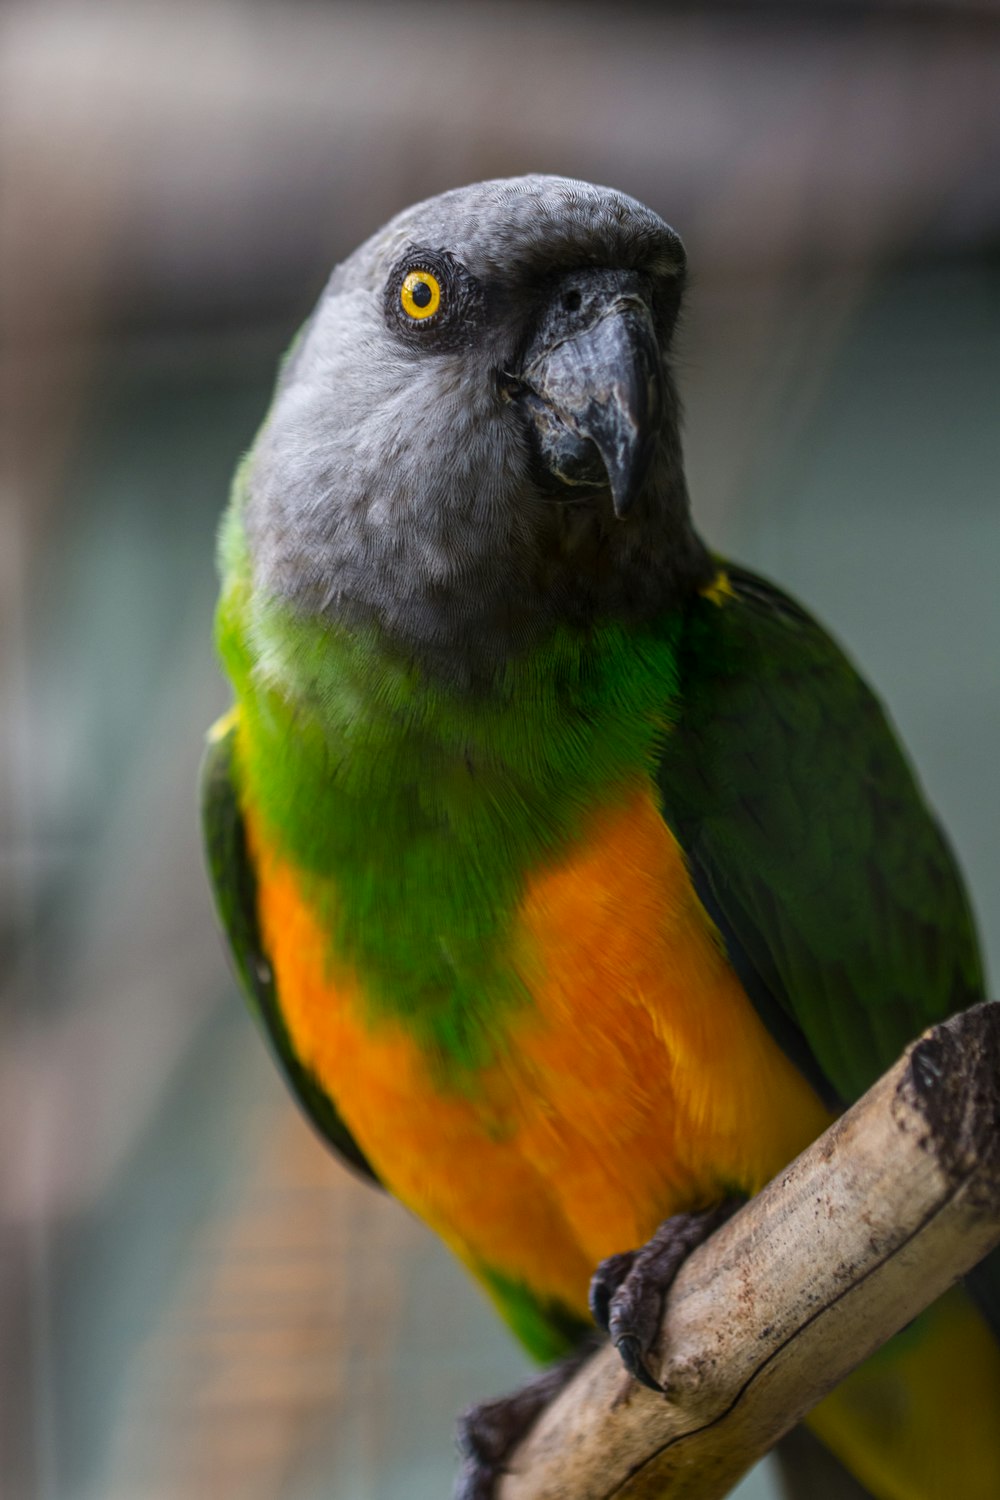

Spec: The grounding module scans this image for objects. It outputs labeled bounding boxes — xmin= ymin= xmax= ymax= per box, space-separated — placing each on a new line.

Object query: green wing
xmin=656 ymin=562 xmax=1000 ymax=1338
xmin=201 ymin=721 xmax=380 ymax=1187
xmin=657 ymin=563 xmax=985 ymax=1108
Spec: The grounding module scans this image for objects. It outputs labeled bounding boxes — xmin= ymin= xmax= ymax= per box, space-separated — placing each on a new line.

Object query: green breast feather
xmin=213 ymin=505 xmax=688 ymax=1077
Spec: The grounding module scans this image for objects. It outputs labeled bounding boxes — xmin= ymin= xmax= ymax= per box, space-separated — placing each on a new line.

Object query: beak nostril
xmin=563 ymin=289 xmax=582 ymax=313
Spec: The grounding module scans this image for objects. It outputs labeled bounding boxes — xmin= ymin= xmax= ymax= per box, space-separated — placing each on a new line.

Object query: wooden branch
xmin=498 ymin=1003 xmax=1000 ymax=1500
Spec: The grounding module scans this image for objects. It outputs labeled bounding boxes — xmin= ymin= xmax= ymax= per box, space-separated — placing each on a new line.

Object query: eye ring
xmin=400 ymin=268 xmax=442 ymax=322
xmin=384 ymin=247 xmax=482 ymax=348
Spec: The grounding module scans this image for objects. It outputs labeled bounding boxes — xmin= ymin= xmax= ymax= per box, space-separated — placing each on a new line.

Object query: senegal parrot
xmin=202 ymin=175 xmax=1000 ymax=1499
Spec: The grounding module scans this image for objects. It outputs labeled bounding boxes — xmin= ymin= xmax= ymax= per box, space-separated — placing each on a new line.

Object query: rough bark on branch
xmin=498 ymin=1002 xmax=1000 ymax=1500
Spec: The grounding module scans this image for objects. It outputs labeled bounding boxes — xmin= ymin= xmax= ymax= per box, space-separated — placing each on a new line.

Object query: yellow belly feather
xmin=246 ymin=782 xmax=831 ymax=1315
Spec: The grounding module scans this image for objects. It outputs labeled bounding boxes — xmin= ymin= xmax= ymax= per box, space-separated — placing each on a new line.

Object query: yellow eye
xmin=400 ymin=268 xmax=441 ymax=321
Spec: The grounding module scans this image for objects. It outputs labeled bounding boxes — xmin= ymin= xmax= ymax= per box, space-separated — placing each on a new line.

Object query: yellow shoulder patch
xmin=207 ymin=705 xmax=241 ymax=743
xmin=699 ymin=568 xmax=735 ymax=607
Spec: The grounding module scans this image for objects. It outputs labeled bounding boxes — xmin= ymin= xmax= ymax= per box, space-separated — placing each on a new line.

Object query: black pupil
xmin=411 ymin=278 xmax=433 ymax=309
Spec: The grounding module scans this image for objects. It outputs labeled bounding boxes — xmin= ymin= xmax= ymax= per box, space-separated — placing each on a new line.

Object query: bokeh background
xmin=2 ymin=3 xmax=999 ymax=1498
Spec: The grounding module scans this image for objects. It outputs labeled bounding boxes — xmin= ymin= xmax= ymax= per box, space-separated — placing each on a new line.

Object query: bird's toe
xmin=600 ymin=1199 xmax=742 ymax=1393
xmin=452 ymin=1336 xmax=601 ymax=1500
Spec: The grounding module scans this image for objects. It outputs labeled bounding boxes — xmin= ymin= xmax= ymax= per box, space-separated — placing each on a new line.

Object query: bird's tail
xmin=804 ymin=1283 xmax=1000 ymax=1500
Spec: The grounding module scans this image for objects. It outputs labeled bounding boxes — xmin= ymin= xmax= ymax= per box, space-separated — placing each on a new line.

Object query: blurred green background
xmin=2 ymin=3 xmax=998 ymax=1498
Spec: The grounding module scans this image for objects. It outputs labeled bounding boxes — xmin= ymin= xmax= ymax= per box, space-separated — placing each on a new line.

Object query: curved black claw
xmin=453 ymin=1335 xmax=601 ymax=1500
xmin=592 ymin=1199 xmax=742 ymax=1394
xmin=615 ymin=1332 xmax=665 ymax=1394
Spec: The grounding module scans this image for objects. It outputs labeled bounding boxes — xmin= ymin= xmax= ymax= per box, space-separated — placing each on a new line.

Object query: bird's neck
xmin=239 ymin=433 xmax=715 ymax=689
xmin=220 ymin=570 xmax=687 ymax=823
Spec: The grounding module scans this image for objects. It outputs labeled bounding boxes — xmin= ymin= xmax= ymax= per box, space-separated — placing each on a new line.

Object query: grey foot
xmin=589 ymin=1200 xmax=741 ymax=1393
xmin=453 ymin=1335 xmax=601 ymax=1500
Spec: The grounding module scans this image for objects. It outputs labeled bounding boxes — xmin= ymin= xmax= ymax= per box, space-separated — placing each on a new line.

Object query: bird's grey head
xmin=243 ymin=175 xmax=710 ymax=681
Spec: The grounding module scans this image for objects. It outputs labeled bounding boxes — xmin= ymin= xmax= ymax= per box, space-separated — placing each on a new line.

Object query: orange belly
xmin=246 ymin=781 xmax=831 ymax=1317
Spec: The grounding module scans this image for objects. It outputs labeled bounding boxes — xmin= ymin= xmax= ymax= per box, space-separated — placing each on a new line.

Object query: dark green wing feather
xmin=657 ymin=564 xmax=1000 ymax=1336
xmin=201 ymin=721 xmax=380 ymax=1187
xmin=657 ymin=563 xmax=985 ymax=1107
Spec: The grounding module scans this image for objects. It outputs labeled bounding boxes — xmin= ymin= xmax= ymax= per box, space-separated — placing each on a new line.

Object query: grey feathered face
xmin=244 ymin=175 xmax=709 ymax=678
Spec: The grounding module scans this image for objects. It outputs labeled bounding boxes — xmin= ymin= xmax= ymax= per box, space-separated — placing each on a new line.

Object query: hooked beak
xmin=514 ymin=271 xmax=663 ymax=518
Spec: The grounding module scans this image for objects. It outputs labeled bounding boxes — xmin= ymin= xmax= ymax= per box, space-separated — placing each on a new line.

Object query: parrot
xmin=201 ymin=175 xmax=1000 ymax=1499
